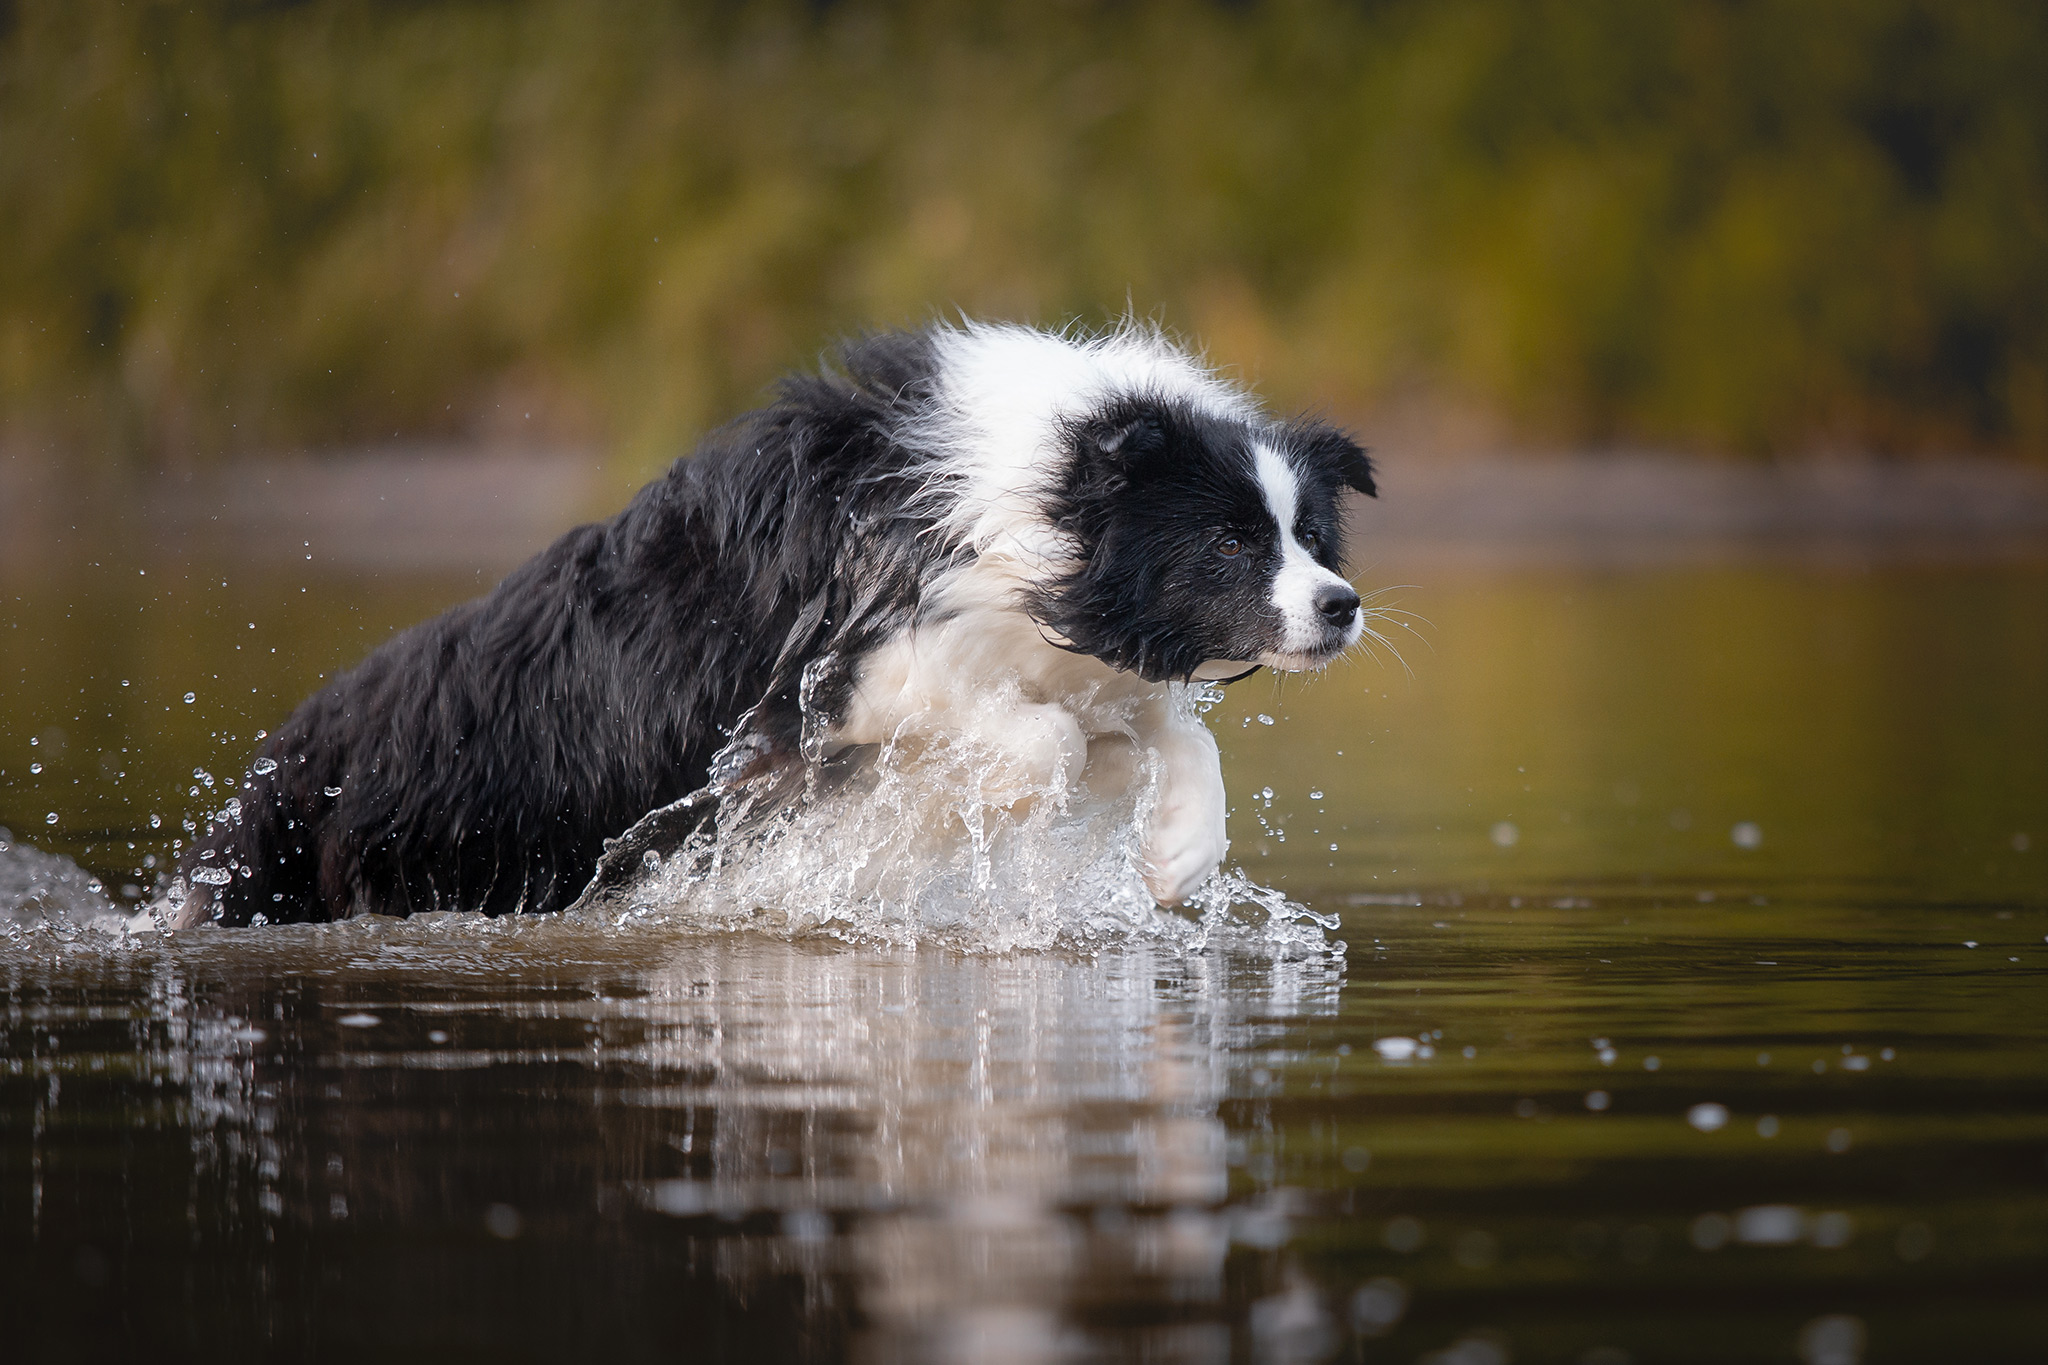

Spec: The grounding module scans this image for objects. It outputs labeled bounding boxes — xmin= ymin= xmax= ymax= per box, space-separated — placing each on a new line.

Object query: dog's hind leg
xmin=564 ymin=708 xmax=835 ymax=916
xmin=565 ymin=788 xmax=722 ymax=914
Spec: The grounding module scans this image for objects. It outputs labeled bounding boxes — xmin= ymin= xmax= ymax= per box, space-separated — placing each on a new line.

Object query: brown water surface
xmin=3 ymin=541 xmax=2045 ymax=1362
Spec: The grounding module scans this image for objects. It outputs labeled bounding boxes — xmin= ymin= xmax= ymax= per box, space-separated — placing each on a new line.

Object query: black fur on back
xmin=178 ymin=332 xmax=947 ymax=924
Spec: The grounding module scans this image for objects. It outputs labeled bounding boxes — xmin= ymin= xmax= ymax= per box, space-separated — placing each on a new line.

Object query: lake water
xmin=3 ymin=533 xmax=2045 ymax=1362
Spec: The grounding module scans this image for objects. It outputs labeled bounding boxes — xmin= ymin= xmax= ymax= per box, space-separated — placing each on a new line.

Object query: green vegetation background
xmin=4 ymin=0 xmax=2045 ymax=475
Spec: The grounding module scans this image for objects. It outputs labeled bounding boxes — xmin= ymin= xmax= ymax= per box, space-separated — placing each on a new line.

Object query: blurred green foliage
xmin=3 ymin=0 xmax=2045 ymax=472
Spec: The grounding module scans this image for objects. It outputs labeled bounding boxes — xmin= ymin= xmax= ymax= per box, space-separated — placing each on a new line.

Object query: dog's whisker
xmin=1361 ymin=606 xmax=1435 ymax=658
xmin=1353 ymin=616 xmax=1416 ymax=677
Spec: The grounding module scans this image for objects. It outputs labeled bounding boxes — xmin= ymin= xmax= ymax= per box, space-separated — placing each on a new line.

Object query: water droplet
xmin=1894 ymin=1222 xmax=1934 ymax=1262
xmin=337 ymin=1012 xmax=381 ymax=1028
xmin=183 ymin=692 xmax=196 ymax=704
xmin=1585 ymin=1090 xmax=1611 ymax=1111
xmin=44 ymin=812 xmax=58 ymax=825
xmin=1490 ymin=821 xmax=1519 ymax=848
xmin=1256 ymin=713 xmax=1275 ymax=725
xmin=1348 ymin=1277 xmax=1407 ymax=1336
xmin=252 ymin=757 xmax=278 ymax=775
xmin=1452 ymin=1229 xmax=1498 ymax=1269
xmin=1687 ymin=1102 xmax=1729 ymax=1132
xmin=1811 ymin=1211 xmax=1854 ymax=1248
xmin=1797 ymin=1314 xmax=1865 ymax=1365
xmin=28 ymin=762 xmax=40 ymax=774
xmin=1731 ymin=821 xmax=1762 ymax=849
xmin=1308 ymin=789 xmax=1324 ymax=800
xmin=1735 ymin=1204 xmax=1806 ymax=1244
xmin=1690 ymin=1212 xmax=1731 ymax=1250
xmin=324 ymin=786 xmax=344 ymax=797
xmin=1382 ymin=1216 xmax=1424 ymax=1253
xmin=1373 ymin=1036 xmax=1419 ymax=1061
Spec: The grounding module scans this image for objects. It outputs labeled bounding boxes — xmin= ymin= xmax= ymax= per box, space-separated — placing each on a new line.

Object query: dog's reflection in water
xmin=108 ymin=929 xmax=1338 ymax=1359
xmin=627 ymin=941 xmax=1339 ymax=1361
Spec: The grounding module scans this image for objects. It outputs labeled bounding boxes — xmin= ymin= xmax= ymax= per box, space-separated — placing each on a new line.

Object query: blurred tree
xmin=1 ymin=0 xmax=2043 ymax=473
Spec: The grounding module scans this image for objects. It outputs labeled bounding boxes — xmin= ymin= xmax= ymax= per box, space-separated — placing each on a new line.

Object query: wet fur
xmin=172 ymin=322 xmax=1373 ymax=926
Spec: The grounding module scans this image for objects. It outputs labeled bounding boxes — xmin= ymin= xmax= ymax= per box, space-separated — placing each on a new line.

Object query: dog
xmin=167 ymin=320 xmax=1375 ymax=927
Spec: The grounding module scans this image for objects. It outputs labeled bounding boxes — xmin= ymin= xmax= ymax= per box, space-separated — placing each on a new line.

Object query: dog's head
xmin=1034 ymin=396 xmax=1377 ymax=683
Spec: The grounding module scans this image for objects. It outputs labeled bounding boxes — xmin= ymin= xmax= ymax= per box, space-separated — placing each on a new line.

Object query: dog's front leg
xmin=1135 ymin=695 xmax=1229 ymax=904
xmin=842 ymin=686 xmax=1088 ymax=806
xmin=971 ymin=699 xmax=1088 ymax=804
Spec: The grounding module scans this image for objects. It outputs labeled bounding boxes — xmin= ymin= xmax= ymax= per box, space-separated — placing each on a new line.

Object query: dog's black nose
xmin=1315 ymin=584 xmax=1360 ymax=627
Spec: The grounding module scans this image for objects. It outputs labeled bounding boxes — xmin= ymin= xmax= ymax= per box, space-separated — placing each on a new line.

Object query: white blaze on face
xmin=1252 ymin=443 xmax=1360 ymax=664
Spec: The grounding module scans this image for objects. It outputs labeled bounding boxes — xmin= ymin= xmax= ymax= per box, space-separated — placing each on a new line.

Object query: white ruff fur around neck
xmin=828 ymin=321 xmax=1278 ymax=905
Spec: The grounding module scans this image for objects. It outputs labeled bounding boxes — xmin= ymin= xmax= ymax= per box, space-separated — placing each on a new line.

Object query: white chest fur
xmin=830 ymin=558 xmax=1230 ymax=904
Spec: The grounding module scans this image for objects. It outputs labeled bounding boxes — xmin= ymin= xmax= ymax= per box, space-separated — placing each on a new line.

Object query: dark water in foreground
xmin=3 ymin=552 xmax=2046 ymax=1362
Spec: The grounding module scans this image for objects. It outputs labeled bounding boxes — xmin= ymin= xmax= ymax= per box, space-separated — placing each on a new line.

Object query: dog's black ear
xmin=1340 ymin=442 xmax=1377 ymax=497
xmin=1092 ymin=410 xmax=1164 ymax=461
xmin=1292 ymin=422 xmax=1376 ymax=497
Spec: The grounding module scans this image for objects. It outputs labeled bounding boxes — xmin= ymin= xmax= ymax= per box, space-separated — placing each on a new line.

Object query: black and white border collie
xmin=169 ymin=321 xmax=1375 ymax=928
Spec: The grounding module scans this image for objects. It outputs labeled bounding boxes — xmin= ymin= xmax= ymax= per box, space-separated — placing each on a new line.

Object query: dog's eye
xmin=1216 ymin=535 xmax=1244 ymax=558
xmin=1299 ymin=528 xmax=1321 ymax=549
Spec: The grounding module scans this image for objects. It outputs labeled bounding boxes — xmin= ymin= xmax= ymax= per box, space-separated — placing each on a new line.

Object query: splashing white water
xmin=0 ymin=826 xmax=125 ymax=949
xmin=5 ymin=685 xmax=1339 ymax=959
xmin=593 ymin=712 xmax=1337 ymax=957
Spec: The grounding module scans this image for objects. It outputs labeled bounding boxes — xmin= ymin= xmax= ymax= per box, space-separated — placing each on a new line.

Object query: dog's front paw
xmin=1140 ymin=767 xmax=1228 ymax=905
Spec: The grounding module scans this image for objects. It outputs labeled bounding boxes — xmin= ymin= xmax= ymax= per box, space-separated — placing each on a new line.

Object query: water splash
xmin=0 ymin=827 xmax=129 ymax=950
xmin=584 ymin=711 xmax=1338 ymax=957
xmin=7 ymin=687 xmax=1339 ymax=960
